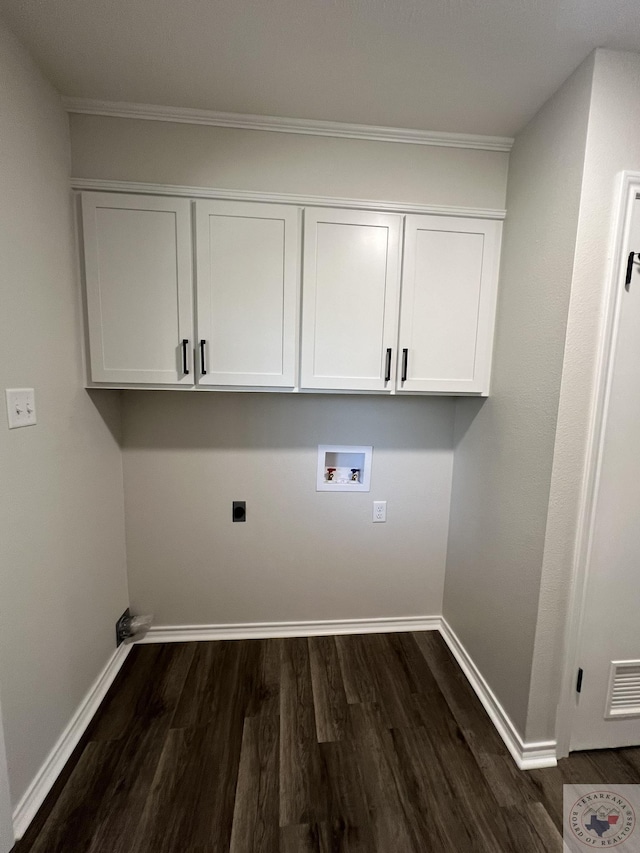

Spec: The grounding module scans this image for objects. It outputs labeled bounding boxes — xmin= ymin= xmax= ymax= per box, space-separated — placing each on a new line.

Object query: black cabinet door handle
xmin=385 ymin=348 xmax=392 ymax=383
xmin=181 ymin=339 xmax=190 ymax=375
xmin=200 ymin=340 xmax=207 ymax=375
xmin=401 ymin=348 xmax=408 ymax=382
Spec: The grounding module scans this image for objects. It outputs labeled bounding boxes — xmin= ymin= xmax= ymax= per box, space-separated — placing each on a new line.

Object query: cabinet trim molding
xmin=63 ymin=97 xmax=514 ymax=152
xmin=70 ymin=178 xmax=507 ymax=221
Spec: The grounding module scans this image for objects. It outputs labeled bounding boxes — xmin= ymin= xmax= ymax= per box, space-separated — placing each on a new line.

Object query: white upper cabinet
xmin=397 ymin=215 xmax=501 ymax=394
xmin=195 ymin=201 xmax=300 ymax=387
xmin=82 ymin=192 xmax=194 ymax=385
xmin=80 ymin=191 xmax=502 ymax=396
xmin=300 ymin=208 xmax=402 ymax=391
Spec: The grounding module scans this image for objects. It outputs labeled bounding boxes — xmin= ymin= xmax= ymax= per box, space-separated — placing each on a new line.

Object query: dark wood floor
xmin=14 ymin=632 xmax=640 ymax=852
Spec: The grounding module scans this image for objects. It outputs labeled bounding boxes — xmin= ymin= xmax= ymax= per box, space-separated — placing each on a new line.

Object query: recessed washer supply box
xmin=317 ymin=445 xmax=372 ymax=492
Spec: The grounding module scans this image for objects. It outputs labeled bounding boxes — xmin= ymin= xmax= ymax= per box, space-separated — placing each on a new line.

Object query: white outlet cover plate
xmin=373 ymin=500 xmax=387 ymax=522
xmin=6 ymin=388 xmax=37 ymax=429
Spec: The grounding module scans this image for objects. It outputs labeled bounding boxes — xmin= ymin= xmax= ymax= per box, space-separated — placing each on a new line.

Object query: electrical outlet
xmin=373 ymin=500 xmax=387 ymax=523
xmin=6 ymin=388 xmax=36 ymax=429
xmin=232 ymin=501 xmax=246 ymax=522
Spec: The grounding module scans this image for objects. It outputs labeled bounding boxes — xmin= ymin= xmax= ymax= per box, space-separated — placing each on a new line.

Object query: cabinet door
xmin=81 ymin=193 xmax=194 ymax=385
xmin=195 ymin=201 xmax=300 ymax=387
xmin=301 ymin=208 xmax=402 ymax=391
xmin=398 ymin=215 xmax=501 ymax=394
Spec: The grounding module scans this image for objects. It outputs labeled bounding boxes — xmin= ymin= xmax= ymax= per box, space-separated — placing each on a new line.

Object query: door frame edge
xmin=555 ymin=170 xmax=640 ymax=757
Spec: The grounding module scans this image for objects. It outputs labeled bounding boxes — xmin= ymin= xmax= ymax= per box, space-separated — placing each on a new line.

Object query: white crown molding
xmin=439 ymin=618 xmax=557 ymax=770
xmin=139 ymin=615 xmax=441 ymax=643
xmin=70 ymin=178 xmax=506 ymax=221
xmin=62 ymin=97 xmax=513 ymax=153
xmin=12 ymin=643 xmax=132 ymax=839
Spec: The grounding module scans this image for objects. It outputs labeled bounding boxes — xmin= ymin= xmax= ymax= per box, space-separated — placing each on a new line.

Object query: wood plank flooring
xmin=14 ymin=632 xmax=640 ymax=852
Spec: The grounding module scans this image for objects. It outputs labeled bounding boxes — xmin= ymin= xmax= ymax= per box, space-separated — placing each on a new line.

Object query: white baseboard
xmin=13 ymin=612 xmax=558 ymax=840
xmin=140 ymin=615 xmax=441 ymax=643
xmin=143 ymin=615 xmax=557 ymax=768
xmin=439 ymin=618 xmax=557 ymax=769
xmin=12 ymin=643 xmax=132 ymax=839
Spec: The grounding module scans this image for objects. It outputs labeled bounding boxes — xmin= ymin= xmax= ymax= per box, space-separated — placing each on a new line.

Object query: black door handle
xmin=200 ymin=340 xmax=207 ymax=375
xmin=181 ymin=339 xmax=190 ymax=375
xmin=626 ymin=251 xmax=637 ymax=291
xmin=401 ymin=348 xmax=408 ymax=382
xmin=385 ymin=348 xmax=392 ymax=383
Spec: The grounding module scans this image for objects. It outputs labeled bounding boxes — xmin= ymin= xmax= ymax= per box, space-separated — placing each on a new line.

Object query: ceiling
xmin=3 ymin=0 xmax=640 ymax=137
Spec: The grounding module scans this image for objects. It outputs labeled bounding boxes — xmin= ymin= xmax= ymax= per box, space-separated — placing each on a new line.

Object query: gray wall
xmin=0 ymin=23 xmax=129 ymax=806
xmin=124 ymin=393 xmax=454 ymax=624
xmin=443 ymin=55 xmax=594 ymax=737
xmin=69 ymin=114 xmax=509 ymax=210
xmin=69 ymin=114 xmax=509 ymax=627
xmin=0 ymin=685 xmax=11 ymax=852
xmin=528 ymin=48 xmax=640 ymax=743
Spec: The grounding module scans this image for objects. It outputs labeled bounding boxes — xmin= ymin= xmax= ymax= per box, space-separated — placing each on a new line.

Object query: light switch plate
xmin=6 ymin=388 xmax=36 ymax=429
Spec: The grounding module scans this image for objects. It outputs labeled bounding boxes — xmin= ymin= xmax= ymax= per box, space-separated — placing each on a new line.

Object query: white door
xmin=571 ymin=192 xmax=640 ymax=751
xmin=0 ymin=693 xmax=14 ymax=853
xmin=397 ymin=215 xmax=501 ymax=394
xmin=82 ymin=192 xmax=194 ymax=385
xmin=300 ymin=208 xmax=402 ymax=392
xmin=195 ymin=201 xmax=300 ymax=387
